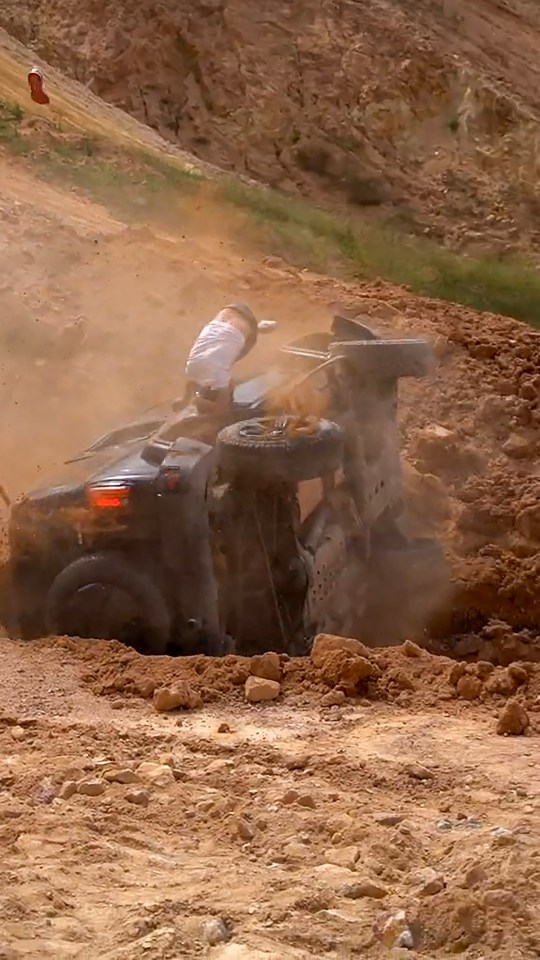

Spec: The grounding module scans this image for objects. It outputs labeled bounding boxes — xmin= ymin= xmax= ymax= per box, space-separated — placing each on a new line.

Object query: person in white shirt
xmin=183 ymin=304 xmax=275 ymax=411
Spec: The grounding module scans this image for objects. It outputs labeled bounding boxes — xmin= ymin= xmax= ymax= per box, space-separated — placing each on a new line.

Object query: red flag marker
xmin=28 ymin=67 xmax=50 ymax=105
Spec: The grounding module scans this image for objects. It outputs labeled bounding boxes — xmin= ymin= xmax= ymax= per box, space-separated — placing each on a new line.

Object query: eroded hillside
xmin=3 ymin=0 xmax=540 ymax=256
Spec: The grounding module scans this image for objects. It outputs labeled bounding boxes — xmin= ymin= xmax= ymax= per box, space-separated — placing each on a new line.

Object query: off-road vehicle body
xmin=7 ymin=315 xmax=447 ymax=655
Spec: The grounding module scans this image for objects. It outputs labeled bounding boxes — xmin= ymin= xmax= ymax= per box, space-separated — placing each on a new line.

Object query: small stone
xmin=491 ymin=826 xmax=515 ymax=846
xmin=283 ymin=841 xmax=308 ymax=860
xmin=503 ymin=435 xmax=533 ymax=459
xmin=153 ymin=683 xmax=202 ymax=712
xmin=281 ymin=789 xmax=300 ymax=805
xmin=314 ymin=863 xmax=357 ymax=888
xmin=382 ymin=910 xmax=412 ymax=949
xmin=34 ymin=779 xmax=56 ymax=804
xmin=462 ymin=864 xmax=487 ymax=888
xmin=249 ymin=652 xmax=281 ymax=682
xmin=404 ymin=762 xmax=434 ymax=781
xmin=411 ymin=866 xmax=445 ymax=896
xmin=507 ymin=664 xmax=528 ymax=687
xmin=136 ymin=762 xmax=175 ymax=787
xmin=126 ymin=789 xmax=149 ymax=806
xmin=297 ymin=793 xmax=316 ymax=809
xmin=474 ymin=660 xmax=495 ymax=678
xmin=497 ymin=700 xmax=530 ymax=736
xmin=401 ymin=640 xmax=422 ymax=658
xmin=58 ymin=781 xmax=77 ymax=800
xmin=321 ymin=689 xmax=347 ymax=708
xmin=202 ymin=918 xmax=230 ymax=945
xmin=437 ymin=819 xmax=453 ymax=831
xmin=244 ymin=676 xmax=281 ymax=703
xmin=456 ymin=675 xmax=482 ymax=701
xmin=103 ymin=768 xmax=140 ymax=784
xmin=375 ymin=813 xmax=405 ymax=827
xmin=236 ymin=817 xmax=256 ymax=842
xmin=324 ymin=845 xmax=359 ymax=870
xmin=449 ymin=662 xmax=467 ymax=685
xmin=341 ymin=880 xmax=388 ymax=899
xmin=77 ymin=779 xmax=106 ymax=797
xmin=396 ymin=929 xmax=414 ymax=949
xmin=311 ymin=633 xmax=373 ymax=665
xmin=217 ymin=722 xmax=231 ymax=733
xmin=9 ymin=726 xmax=26 ymax=742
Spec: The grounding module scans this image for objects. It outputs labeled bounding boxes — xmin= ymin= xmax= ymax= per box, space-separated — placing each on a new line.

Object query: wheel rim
xmin=238 ymin=418 xmax=289 ymax=441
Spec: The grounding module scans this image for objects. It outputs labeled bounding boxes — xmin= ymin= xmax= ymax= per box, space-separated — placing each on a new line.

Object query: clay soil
xmin=4 ymin=0 xmax=540 ymax=255
xmin=3 ymin=635 xmax=540 ymax=959
xmin=1 ymin=27 xmax=540 ymax=960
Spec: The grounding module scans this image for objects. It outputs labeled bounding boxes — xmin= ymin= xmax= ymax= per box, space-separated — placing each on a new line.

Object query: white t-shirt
xmin=185 ymin=316 xmax=246 ymax=389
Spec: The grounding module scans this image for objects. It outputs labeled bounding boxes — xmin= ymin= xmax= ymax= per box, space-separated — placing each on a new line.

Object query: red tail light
xmin=86 ymin=484 xmax=131 ymax=510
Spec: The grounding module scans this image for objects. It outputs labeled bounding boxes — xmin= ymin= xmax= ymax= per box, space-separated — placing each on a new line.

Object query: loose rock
xmin=136 ymin=762 xmax=175 ymax=787
xmin=297 ymin=793 xmax=316 ymax=809
xmin=244 ymin=676 xmax=281 ymax=703
xmin=404 ymin=762 xmax=434 ymax=781
xmin=249 ymin=652 xmax=281 ymax=682
xmin=318 ymin=650 xmax=378 ymax=692
xmin=375 ymin=813 xmax=404 ymax=827
xmin=58 ymin=780 xmax=78 ymax=800
xmin=126 ymin=789 xmax=150 ymax=807
xmin=456 ymin=674 xmax=482 ymax=701
xmin=281 ymin=789 xmax=300 ymax=806
xmin=341 ymin=879 xmax=388 ymax=899
xmin=202 ymin=918 xmax=230 ymax=946
xmin=153 ymin=683 xmax=202 ymax=712
xmin=410 ymin=866 xmax=445 ymax=896
xmin=236 ymin=817 xmax=256 ymax=842
xmin=324 ymin=845 xmax=359 ymax=870
xmin=381 ymin=910 xmax=413 ymax=949
xmin=311 ymin=633 xmax=373 ymax=665
xmin=401 ymin=640 xmax=422 ymax=658
xmin=321 ymin=689 xmax=347 ymax=707
xmin=9 ymin=725 xmax=26 ymax=742
xmin=503 ymin=435 xmax=533 ymax=459
xmin=497 ymin=700 xmax=530 ymax=736
xmin=77 ymin=779 xmax=106 ymax=797
xmin=103 ymin=768 xmax=140 ymax=784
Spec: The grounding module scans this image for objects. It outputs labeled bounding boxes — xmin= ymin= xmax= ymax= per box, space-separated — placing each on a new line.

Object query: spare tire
xmin=45 ymin=552 xmax=170 ymax=654
xmin=330 ymin=338 xmax=433 ymax=379
xmin=217 ymin=417 xmax=343 ymax=483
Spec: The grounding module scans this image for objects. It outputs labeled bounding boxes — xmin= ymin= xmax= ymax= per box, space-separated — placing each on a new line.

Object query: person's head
xmin=224 ymin=303 xmax=258 ymax=337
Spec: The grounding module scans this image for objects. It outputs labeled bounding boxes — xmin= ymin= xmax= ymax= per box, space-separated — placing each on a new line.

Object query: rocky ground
xmin=2 ymin=634 xmax=540 ymax=959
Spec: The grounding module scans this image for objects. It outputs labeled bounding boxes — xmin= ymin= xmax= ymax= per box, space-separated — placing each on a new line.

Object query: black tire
xmin=217 ymin=417 xmax=343 ymax=484
xmin=45 ymin=553 xmax=170 ymax=654
xmin=330 ymin=338 xmax=433 ymax=379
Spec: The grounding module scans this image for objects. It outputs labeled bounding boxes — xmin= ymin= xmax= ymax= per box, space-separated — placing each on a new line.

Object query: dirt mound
xmin=312 ymin=287 xmax=540 ymax=646
xmin=45 ymin=635 xmax=540 ymax=729
xmin=4 ymin=0 xmax=540 ymax=255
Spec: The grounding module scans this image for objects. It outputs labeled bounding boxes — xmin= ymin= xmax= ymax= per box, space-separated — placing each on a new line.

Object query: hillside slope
xmin=3 ymin=0 xmax=540 ymax=256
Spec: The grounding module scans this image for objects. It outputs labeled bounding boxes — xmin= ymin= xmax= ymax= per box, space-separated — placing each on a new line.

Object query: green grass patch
xmin=1 ymin=97 xmax=540 ymax=326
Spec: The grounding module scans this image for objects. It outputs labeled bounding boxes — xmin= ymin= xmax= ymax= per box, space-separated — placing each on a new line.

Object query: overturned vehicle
xmin=7 ymin=315 xmax=448 ymax=656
